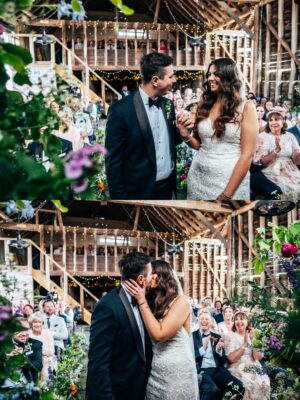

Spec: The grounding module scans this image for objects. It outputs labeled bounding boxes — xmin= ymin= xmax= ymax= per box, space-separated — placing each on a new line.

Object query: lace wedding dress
xmin=145 ymin=325 xmax=198 ymax=400
xmin=187 ymin=101 xmax=250 ymax=200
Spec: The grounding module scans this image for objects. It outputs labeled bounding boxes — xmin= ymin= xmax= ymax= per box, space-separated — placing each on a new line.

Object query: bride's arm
xmin=124 ymin=280 xmax=190 ymax=342
xmin=216 ymin=101 xmax=258 ymax=200
xmin=176 ymin=113 xmax=201 ymax=150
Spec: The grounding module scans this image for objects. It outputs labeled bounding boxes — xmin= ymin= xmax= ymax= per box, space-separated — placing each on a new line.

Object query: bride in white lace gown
xmin=177 ymin=58 xmax=258 ymax=200
xmin=124 ymin=260 xmax=198 ymax=400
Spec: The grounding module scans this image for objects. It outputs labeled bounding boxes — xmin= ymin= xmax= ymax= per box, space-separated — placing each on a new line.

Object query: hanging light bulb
xmin=254 ymin=200 xmax=296 ymax=217
xmin=34 ymin=28 xmax=55 ymax=46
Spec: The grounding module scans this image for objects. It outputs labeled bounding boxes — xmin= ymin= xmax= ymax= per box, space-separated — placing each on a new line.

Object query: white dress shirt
xmin=139 ymin=86 xmax=173 ymax=181
xmin=199 ymin=331 xmax=222 ymax=369
xmin=121 ymin=284 xmax=145 ymax=353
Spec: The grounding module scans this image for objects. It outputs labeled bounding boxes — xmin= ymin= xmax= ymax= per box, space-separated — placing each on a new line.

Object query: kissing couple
xmin=86 ymin=252 xmax=198 ymax=400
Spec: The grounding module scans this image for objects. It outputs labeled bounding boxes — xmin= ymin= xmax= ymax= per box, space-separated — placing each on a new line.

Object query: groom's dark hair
xmin=119 ymin=252 xmax=151 ymax=281
xmin=140 ymin=52 xmax=173 ymax=83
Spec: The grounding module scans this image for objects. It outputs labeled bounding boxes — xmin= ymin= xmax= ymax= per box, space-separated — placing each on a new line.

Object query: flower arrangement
xmin=176 ymin=144 xmax=192 ymax=197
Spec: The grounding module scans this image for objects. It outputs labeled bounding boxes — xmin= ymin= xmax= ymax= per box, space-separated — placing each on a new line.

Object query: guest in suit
xmin=288 ymin=113 xmax=300 ymax=144
xmin=42 ymin=300 xmax=68 ymax=361
xmin=86 ymin=252 xmax=153 ymax=400
xmin=193 ymin=311 xmax=244 ymax=400
xmin=105 ymin=52 xmax=193 ymax=199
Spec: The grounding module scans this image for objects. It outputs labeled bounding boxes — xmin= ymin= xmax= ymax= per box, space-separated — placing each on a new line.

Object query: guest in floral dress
xmin=253 ymin=107 xmax=300 ymax=200
xmin=225 ymin=312 xmax=270 ymax=400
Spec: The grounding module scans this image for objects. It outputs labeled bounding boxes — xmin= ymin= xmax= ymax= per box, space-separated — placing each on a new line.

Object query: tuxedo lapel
xmin=133 ymin=91 xmax=156 ymax=169
xmin=161 ymin=99 xmax=175 ymax=161
xmin=118 ymin=286 xmax=146 ymax=364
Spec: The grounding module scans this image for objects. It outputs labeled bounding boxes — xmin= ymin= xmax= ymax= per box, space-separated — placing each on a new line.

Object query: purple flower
xmin=65 ymin=160 xmax=83 ymax=179
xmin=0 ymin=305 xmax=12 ymax=320
xmin=72 ymin=179 xmax=89 ymax=193
xmin=0 ymin=332 xmax=8 ymax=341
xmin=81 ymin=144 xmax=107 ymax=156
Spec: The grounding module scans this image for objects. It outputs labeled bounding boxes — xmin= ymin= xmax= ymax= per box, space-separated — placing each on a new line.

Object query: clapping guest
xmin=9 ymin=330 xmax=43 ymax=384
xmin=253 ymin=107 xmax=300 ymax=199
xmin=42 ymin=300 xmax=68 ymax=361
xmin=53 ymin=108 xmax=83 ymax=152
xmin=193 ymin=311 xmax=244 ymax=400
xmin=29 ymin=315 xmax=56 ymax=383
xmin=225 ymin=312 xmax=270 ymax=400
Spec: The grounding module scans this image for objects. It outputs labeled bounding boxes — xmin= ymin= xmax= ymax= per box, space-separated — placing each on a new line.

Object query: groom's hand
xmin=176 ymin=111 xmax=194 ymax=138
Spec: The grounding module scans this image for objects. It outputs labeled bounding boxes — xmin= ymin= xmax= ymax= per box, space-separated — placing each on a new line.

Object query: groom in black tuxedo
xmin=86 ymin=252 xmax=153 ymax=400
xmin=105 ymin=52 xmax=193 ymax=199
xmin=193 ymin=311 xmax=244 ymax=400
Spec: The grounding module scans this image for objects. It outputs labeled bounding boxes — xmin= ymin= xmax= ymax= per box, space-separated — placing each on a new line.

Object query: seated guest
xmin=253 ymin=107 xmax=300 ymax=199
xmin=225 ymin=311 xmax=270 ymax=400
xmin=288 ymin=113 xmax=300 ymax=145
xmin=10 ymin=330 xmax=43 ymax=384
xmin=42 ymin=300 xmax=68 ymax=361
xmin=218 ymin=305 xmax=233 ymax=337
xmin=256 ymin=105 xmax=267 ymax=133
xmin=193 ymin=311 xmax=244 ymax=400
xmin=29 ymin=315 xmax=56 ymax=383
xmin=262 ymin=100 xmax=273 ymax=121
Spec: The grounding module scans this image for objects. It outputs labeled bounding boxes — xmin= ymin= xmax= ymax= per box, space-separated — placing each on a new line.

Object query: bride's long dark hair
xmin=146 ymin=260 xmax=179 ymax=319
xmin=195 ymin=58 xmax=243 ymax=138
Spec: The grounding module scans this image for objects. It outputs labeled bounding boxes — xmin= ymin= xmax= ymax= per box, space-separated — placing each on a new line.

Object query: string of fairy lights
xmin=68 ymin=275 xmax=121 ymax=288
xmin=90 ymin=70 xmax=203 ymax=82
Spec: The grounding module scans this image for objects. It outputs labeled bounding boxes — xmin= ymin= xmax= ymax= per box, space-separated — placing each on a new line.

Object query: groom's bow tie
xmin=149 ymin=97 xmax=162 ymax=108
xmin=202 ymin=332 xmax=210 ymax=338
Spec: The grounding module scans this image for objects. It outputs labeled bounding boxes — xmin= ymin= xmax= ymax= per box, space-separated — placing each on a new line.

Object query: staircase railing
xmin=12 ymin=33 xmax=122 ymax=114
xmin=0 ymin=237 xmax=98 ymax=324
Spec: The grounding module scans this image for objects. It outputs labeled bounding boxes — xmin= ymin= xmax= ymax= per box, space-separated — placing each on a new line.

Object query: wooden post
xmin=50 ymin=226 xmax=54 ymax=272
xmin=40 ymin=225 xmax=45 ymax=272
xmin=45 ymin=256 xmax=50 ymax=290
xmin=104 ymin=22 xmax=108 ymax=67
xmin=80 ymin=286 xmax=84 ymax=321
xmin=105 ymin=230 xmax=108 ymax=272
xmin=251 ymin=6 xmax=259 ymax=92
xmin=289 ymin=0 xmax=298 ymax=98
xmin=226 ymin=217 xmax=232 ymax=297
xmin=275 ymin=0 xmax=284 ymax=102
xmin=83 ymin=227 xmax=87 ymax=273
xmin=94 ymin=22 xmax=97 ymax=68
xmin=264 ymin=3 xmax=271 ymax=97
xmin=183 ymin=241 xmax=189 ymax=295
xmin=259 ymin=217 xmax=266 ymax=287
xmin=155 ymin=235 xmax=159 ymax=259
xmin=185 ymin=34 xmax=189 ymax=67
xmin=114 ymin=233 xmax=117 ymax=272
xmin=94 ymin=229 xmax=97 ymax=273
xmin=63 ymin=271 xmax=68 ymax=303
xmin=62 ymin=226 xmax=66 ymax=270
xmin=125 ymin=27 xmax=128 ymax=67
xmin=176 ymin=29 xmax=179 ymax=67
xmin=61 ymin=21 xmax=66 ymax=65
xmin=205 ymin=33 xmax=210 ymax=68
xmin=238 ymin=215 xmax=243 ymax=294
xmin=200 ymin=242 xmax=204 ymax=299
xmin=73 ymin=227 xmax=76 ymax=274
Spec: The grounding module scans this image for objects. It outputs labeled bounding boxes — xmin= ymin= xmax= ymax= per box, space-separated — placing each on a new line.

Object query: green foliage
xmin=176 ymin=144 xmax=192 ymax=197
xmin=49 ymin=333 xmax=88 ymax=399
xmin=110 ymin=0 xmax=134 ymax=15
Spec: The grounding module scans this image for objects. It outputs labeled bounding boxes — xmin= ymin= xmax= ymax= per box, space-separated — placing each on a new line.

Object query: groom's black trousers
xmin=200 ymin=366 xmax=244 ymax=400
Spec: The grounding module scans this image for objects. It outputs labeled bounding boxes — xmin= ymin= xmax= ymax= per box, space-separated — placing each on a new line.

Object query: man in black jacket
xmin=12 ymin=330 xmax=43 ymax=384
xmin=105 ymin=52 xmax=193 ymax=199
xmin=193 ymin=311 xmax=244 ymax=400
xmin=86 ymin=252 xmax=153 ymax=400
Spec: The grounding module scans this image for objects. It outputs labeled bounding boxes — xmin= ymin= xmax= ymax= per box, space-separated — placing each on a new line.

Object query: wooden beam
xmin=263 ymin=3 xmax=271 ymax=97
xmin=250 ymin=5 xmax=259 ymax=91
xmin=218 ymin=2 xmax=255 ymax=39
xmin=195 ymin=246 xmax=227 ymax=295
xmin=231 ymin=201 xmax=258 ymax=216
xmin=289 ymin=0 xmax=298 ymax=97
xmin=262 ymin=17 xmax=300 ymax=68
xmin=275 ymin=0 xmax=284 ymax=101
xmin=133 ymin=206 xmax=140 ymax=231
xmin=108 ymin=200 xmax=232 ymax=213
xmin=193 ymin=211 xmax=228 ymax=249
xmin=153 ymin=0 xmax=160 ymax=24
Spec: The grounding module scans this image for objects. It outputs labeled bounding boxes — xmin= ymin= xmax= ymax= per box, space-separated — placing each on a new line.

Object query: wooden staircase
xmin=32 ymin=269 xmax=93 ymax=324
xmin=0 ymin=237 xmax=98 ymax=325
xmin=12 ymin=33 xmax=122 ymax=114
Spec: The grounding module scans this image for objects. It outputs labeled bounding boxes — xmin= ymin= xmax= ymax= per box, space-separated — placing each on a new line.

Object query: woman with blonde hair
xmin=52 ymin=107 xmax=83 ymax=152
xmin=29 ymin=315 xmax=56 ymax=383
